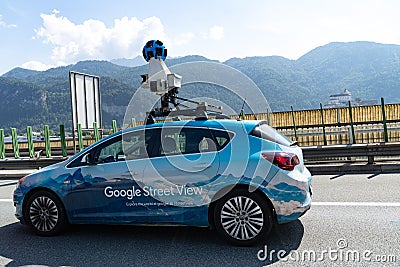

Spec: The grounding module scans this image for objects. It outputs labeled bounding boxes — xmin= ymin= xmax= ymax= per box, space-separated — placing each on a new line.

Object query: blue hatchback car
xmin=14 ymin=119 xmax=312 ymax=245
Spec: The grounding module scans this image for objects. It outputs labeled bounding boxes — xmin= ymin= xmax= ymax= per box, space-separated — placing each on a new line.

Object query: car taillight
xmin=261 ymin=152 xmax=300 ymax=171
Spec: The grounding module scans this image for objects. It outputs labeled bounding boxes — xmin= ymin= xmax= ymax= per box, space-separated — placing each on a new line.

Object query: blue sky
xmin=1 ymin=0 xmax=400 ymax=75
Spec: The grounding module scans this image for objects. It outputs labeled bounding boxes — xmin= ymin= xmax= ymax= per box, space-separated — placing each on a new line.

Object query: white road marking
xmin=313 ymin=202 xmax=400 ymax=207
xmin=0 ymin=199 xmax=13 ymax=202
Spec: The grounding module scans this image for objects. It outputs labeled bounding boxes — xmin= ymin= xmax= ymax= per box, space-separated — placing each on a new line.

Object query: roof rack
xmin=145 ymin=101 xmax=230 ymax=125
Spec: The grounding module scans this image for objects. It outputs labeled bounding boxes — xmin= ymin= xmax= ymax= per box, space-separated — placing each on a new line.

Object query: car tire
xmin=24 ymin=191 xmax=68 ymax=236
xmin=214 ymin=188 xmax=273 ymax=246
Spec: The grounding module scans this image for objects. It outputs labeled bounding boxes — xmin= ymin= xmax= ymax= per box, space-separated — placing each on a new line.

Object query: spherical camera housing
xmin=142 ymin=40 xmax=167 ymax=62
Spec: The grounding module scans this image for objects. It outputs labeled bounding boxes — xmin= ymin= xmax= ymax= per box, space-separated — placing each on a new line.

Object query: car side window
xmin=67 ymin=135 xmax=123 ymax=168
xmin=156 ymin=127 xmax=216 ymax=156
xmin=95 ymin=136 xmax=123 ymax=163
xmin=210 ymin=129 xmax=233 ymax=150
xmin=67 ymin=129 xmax=158 ymax=168
xmin=94 ymin=129 xmax=159 ymax=163
xmin=122 ymin=129 xmax=157 ymax=160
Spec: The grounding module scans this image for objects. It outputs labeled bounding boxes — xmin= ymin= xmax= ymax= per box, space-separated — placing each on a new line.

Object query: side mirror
xmin=81 ymin=153 xmax=96 ymax=165
xmin=116 ymin=151 xmax=126 ymax=161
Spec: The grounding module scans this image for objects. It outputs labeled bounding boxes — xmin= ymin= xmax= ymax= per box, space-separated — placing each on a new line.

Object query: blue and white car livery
xmin=14 ymin=119 xmax=312 ymax=245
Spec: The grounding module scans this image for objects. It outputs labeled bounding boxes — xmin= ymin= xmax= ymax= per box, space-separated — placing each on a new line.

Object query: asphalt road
xmin=0 ymin=174 xmax=399 ymax=267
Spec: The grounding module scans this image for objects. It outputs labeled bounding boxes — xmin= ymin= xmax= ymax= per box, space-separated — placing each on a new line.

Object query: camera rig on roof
xmin=140 ymin=40 xmax=228 ymax=124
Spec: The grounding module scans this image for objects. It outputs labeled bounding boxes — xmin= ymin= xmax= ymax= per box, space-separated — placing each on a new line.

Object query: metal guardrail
xmin=2 ymin=147 xmax=75 ymax=159
xmin=0 ymin=158 xmax=65 ymax=170
xmin=0 ymin=147 xmax=74 ymax=170
xmin=1 ymin=142 xmax=399 ymax=171
xmin=302 ymin=142 xmax=400 ymax=164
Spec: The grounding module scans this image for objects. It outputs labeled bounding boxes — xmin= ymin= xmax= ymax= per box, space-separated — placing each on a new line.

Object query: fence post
xmin=112 ymin=120 xmax=118 ymax=134
xmin=77 ymin=123 xmax=84 ymax=151
xmin=0 ymin=129 xmax=4 ymax=159
xmin=131 ymin=118 xmax=136 ymax=127
xmin=337 ymin=108 xmax=343 ymax=144
xmin=240 ymin=109 xmax=245 ymax=120
xmin=290 ymin=106 xmax=298 ymax=141
xmin=381 ymin=97 xmax=388 ymax=142
xmin=11 ymin=128 xmax=20 ymax=159
xmin=93 ymin=122 xmax=100 ymax=142
xmin=59 ymin=125 xmax=68 ymax=157
xmin=27 ymin=126 xmax=34 ymax=158
xmin=320 ymin=103 xmax=327 ymax=146
xmin=44 ymin=125 xmax=51 ymax=158
xmin=348 ymin=101 xmax=356 ymax=144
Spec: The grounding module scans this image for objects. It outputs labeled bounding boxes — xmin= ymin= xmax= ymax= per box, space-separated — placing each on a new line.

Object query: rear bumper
xmin=263 ymin=168 xmax=312 ymax=224
xmin=273 ymin=185 xmax=312 ymax=224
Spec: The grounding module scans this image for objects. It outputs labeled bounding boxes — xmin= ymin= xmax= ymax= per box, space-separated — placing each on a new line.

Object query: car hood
xmin=28 ymin=159 xmax=68 ymax=177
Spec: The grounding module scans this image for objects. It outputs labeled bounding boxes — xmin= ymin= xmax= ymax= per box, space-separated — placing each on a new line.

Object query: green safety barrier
xmin=112 ymin=120 xmax=118 ymax=133
xmin=77 ymin=123 xmax=84 ymax=151
xmin=131 ymin=118 xmax=136 ymax=127
xmin=0 ymin=129 xmax=4 ymax=159
xmin=11 ymin=128 xmax=20 ymax=159
xmin=27 ymin=126 xmax=34 ymax=158
xmin=59 ymin=125 xmax=68 ymax=157
xmin=44 ymin=125 xmax=51 ymax=158
xmin=93 ymin=122 xmax=100 ymax=142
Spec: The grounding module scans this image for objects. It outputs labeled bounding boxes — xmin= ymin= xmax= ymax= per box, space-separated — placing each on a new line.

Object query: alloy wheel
xmin=220 ymin=196 xmax=264 ymax=240
xmin=29 ymin=196 xmax=59 ymax=232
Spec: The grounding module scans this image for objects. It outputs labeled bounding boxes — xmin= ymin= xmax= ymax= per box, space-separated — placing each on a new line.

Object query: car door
xmin=142 ymin=126 xmax=220 ymax=223
xmin=65 ymin=128 xmax=157 ymax=224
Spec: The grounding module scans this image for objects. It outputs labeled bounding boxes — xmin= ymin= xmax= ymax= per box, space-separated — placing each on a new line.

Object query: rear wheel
xmin=24 ymin=191 xmax=67 ymax=236
xmin=214 ymin=188 xmax=273 ymax=246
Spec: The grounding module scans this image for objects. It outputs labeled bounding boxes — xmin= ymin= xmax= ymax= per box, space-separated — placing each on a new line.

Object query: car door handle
xmin=192 ymin=163 xmax=211 ymax=170
xmin=121 ymin=171 xmax=138 ymax=179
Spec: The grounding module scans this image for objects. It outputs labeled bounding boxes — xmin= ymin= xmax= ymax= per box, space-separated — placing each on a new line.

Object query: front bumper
xmin=13 ymin=187 xmax=26 ymax=223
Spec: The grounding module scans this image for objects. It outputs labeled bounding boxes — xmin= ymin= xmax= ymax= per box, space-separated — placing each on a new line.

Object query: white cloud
xmin=33 ymin=11 xmax=232 ymax=68
xmin=34 ymin=11 xmax=171 ymax=65
xmin=201 ymin=25 xmax=224 ymax=41
xmin=208 ymin=25 xmax=224 ymax=40
xmin=170 ymin=32 xmax=195 ymax=46
xmin=21 ymin=61 xmax=55 ymax=71
xmin=0 ymin=14 xmax=16 ymax=28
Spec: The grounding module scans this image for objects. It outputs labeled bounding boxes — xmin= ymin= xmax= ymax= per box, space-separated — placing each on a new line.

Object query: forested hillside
xmin=2 ymin=41 xmax=400 ymax=131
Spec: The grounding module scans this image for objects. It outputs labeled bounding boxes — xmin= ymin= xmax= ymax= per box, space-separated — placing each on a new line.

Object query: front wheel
xmin=24 ymin=191 xmax=67 ymax=236
xmin=214 ymin=188 xmax=273 ymax=246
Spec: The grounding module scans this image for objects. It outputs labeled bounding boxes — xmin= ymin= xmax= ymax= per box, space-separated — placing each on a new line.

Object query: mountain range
xmin=1 ymin=41 xmax=400 ymax=132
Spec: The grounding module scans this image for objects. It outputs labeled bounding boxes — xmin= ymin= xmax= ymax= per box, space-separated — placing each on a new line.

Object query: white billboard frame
xmin=69 ymin=71 xmax=102 ymax=151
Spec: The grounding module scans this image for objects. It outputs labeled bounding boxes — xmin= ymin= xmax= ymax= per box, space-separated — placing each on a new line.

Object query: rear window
xmin=250 ymin=123 xmax=293 ymax=147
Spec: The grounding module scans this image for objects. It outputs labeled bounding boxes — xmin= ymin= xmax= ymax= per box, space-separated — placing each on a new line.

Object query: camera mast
xmin=140 ymin=40 xmax=227 ymax=124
